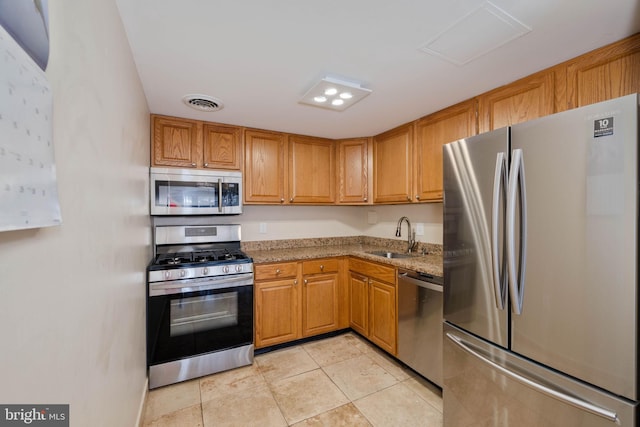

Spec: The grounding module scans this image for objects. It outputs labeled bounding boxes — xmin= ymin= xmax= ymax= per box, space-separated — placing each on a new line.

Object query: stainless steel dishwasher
xmin=397 ymin=269 xmax=443 ymax=387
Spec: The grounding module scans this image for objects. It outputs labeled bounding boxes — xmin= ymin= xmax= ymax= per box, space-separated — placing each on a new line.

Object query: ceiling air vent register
xmin=182 ymin=94 xmax=224 ymax=112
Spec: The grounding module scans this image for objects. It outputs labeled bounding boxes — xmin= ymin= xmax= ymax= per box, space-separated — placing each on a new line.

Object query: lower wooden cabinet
xmin=254 ymin=262 xmax=300 ymax=348
xmin=348 ymin=258 xmax=397 ymax=355
xmin=368 ymin=278 xmax=396 ymax=354
xmin=348 ymin=272 xmax=369 ymax=336
xmin=254 ymin=258 xmax=344 ymax=349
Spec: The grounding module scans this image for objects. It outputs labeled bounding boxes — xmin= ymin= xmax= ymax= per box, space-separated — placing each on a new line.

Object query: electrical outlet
xmin=367 ymin=211 xmax=377 ymax=224
xmin=416 ymin=223 xmax=424 ymax=236
xmin=259 ymin=222 xmax=267 ymax=233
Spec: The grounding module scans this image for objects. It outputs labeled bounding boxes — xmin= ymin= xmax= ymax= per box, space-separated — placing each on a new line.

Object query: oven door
xmin=150 ymin=167 xmax=242 ymax=215
xmin=147 ymin=277 xmax=253 ymax=367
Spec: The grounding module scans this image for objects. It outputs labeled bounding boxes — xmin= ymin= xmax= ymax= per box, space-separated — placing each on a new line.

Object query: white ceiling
xmin=115 ymin=0 xmax=640 ymax=139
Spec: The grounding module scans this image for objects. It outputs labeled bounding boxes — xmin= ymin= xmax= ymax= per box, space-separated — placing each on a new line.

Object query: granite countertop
xmin=243 ymin=236 xmax=443 ymax=278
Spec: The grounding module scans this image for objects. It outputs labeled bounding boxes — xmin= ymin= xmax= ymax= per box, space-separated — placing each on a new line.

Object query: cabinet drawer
xmin=349 ymin=258 xmax=396 ymax=284
xmin=302 ymin=258 xmax=339 ymax=275
xmin=255 ymin=262 xmax=298 ymax=280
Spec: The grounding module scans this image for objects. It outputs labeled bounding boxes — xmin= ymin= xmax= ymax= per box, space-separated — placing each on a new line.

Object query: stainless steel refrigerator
xmin=442 ymin=94 xmax=638 ymax=426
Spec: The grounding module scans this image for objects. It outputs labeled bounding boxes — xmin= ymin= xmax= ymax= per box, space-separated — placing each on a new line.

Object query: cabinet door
xmin=244 ymin=129 xmax=287 ymax=203
xmin=152 ymin=115 xmax=202 ymax=168
xmin=302 ymin=273 xmax=339 ymax=337
xmin=369 ymin=279 xmax=397 ymax=355
xmin=288 ymin=135 xmax=335 ymax=203
xmin=566 ymin=33 xmax=640 ymax=109
xmin=337 ymin=138 xmax=370 ymax=204
xmin=348 ymin=272 xmax=369 ymax=336
xmin=202 ymin=124 xmax=241 ymax=170
xmin=414 ymin=99 xmax=477 ymax=202
xmin=254 ymin=278 xmax=300 ymax=348
xmin=478 ymin=70 xmax=556 ymax=133
xmin=373 ymin=123 xmax=413 ymax=203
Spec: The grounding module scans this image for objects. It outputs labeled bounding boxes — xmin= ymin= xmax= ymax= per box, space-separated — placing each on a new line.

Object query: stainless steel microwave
xmin=150 ymin=167 xmax=242 ymax=215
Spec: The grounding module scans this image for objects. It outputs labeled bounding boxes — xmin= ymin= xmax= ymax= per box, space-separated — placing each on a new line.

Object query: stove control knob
xmin=180 ymin=270 xmax=186 ymax=278
xmin=203 ymin=267 xmax=209 ymax=275
xmin=223 ymin=266 xmax=230 ymax=274
xmin=235 ymin=265 xmax=243 ymax=272
xmin=164 ymin=271 xmax=171 ymax=279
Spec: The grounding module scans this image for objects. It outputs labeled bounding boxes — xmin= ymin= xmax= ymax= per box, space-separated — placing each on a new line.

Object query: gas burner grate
xmin=155 ymin=252 xmax=193 ymax=265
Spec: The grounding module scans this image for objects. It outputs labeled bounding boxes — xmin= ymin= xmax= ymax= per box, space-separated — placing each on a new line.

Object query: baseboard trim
xmin=135 ymin=377 xmax=149 ymax=427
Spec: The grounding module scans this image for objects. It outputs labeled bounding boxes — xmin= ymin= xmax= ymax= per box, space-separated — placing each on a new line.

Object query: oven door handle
xmin=149 ymin=273 xmax=254 ymax=296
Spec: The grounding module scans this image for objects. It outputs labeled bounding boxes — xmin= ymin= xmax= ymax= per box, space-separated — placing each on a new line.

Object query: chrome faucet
xmin=396 ymin=216 xmax=416 ymax=253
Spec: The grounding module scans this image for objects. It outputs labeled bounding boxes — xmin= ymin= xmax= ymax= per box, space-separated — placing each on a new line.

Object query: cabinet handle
xmin=276 ymin=269 xmax=281 ymax=275
xmin=294 ymin=279 xmax=298 ymax=285
xmin=363 ymin=197 xmax=367 ymax=202
xmin=204 ymin=163 xmax=209 ymax=167
xmin=290 ymin=198 xmax=294 ymax=202
xmin=415 ymin=195 xmax=420 ymax=200
xmin=320 ymin=265 xmax=324 ymax=271
xmin=407 ymin=196 xmax=411 ymax=201
xmin=280 ymin=198 xmax=284 ymax=203
xmin=191 ymin=163 xmax=196 ymax=167
xmin=304 ymin=279 xmax=308 ymax=285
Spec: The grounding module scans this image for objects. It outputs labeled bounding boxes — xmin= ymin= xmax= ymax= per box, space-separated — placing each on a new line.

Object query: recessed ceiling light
xmin=299 ymin=77 xmax=372 ymax=112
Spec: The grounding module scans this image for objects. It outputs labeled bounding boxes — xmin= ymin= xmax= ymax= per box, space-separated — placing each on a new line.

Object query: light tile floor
xmin=142 ymin=332 xmax=443 ymax=426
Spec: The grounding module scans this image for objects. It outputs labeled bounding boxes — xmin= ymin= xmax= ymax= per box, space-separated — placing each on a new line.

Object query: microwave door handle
xmin=218 ymin=179 xmax=223 ymax=212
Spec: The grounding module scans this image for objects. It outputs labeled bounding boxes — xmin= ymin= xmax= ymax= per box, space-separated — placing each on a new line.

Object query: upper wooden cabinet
xmin=565 ymin=33 xmax=640 ymax=110
xmin=373 ymin=123 xmax=414 ymax=204
xmin=202 ymin=124 xmax=242 ymax=170
xmin=244 ymin=129 xmax=287 ymax=204
xmin=151 ymin=115 xmax=241 ymax=170
xmin=152 ymin=115 xmax=201 ymax=168
xmin=478 ymin=70 xmax=557 ymax=133
xmin=288 ymin=135 xmax=336 ymax=204
xmin=337 ymin=137 xmax=371 ymax=204
xmin=414 ymin=99 xmax=477 ymax=202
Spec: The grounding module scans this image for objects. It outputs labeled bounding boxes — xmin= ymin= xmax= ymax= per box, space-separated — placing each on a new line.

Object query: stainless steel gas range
xmin=146 ymin=224 xmax=254 ymax=389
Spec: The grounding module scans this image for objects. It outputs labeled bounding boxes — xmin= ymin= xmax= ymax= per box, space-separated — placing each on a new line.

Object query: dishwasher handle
xmin=398 ymin=271 xmax=443 ymax=292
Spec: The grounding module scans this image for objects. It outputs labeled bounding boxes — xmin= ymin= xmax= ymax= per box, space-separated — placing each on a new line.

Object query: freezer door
xmin=443 ymin=128 xmax=509 ymax=347
xmin=509 ymin=94 xmax=638 ymax=400
xmin=444 ymin=322 xmax=638 ymax=427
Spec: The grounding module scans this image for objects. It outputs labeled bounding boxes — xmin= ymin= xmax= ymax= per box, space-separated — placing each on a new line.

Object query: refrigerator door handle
xmin=445 ymin=332 xmax=620 ymax=424
xmin=491 ymin=152 xmax=507 ymax=310
xmin=507 ymin=148 xmax=527 ymax=315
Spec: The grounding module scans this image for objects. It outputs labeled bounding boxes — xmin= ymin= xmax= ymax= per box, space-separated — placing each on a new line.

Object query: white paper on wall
xmin=0 ymin=24 xmax=61 ymax=232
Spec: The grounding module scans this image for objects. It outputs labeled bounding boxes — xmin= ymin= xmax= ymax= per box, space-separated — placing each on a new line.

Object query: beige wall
xmin=0 ymin=1 xmax=150 ymax=426
xmin=169 ymin=203 xmax=444 ymax=244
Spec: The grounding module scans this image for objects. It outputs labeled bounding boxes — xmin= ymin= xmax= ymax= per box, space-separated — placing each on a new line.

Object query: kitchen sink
xmin=366 ymin=250 xmax=413 ymax=259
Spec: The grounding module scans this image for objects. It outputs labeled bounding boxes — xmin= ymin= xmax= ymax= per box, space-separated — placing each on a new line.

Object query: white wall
xmin=179 ymin=203 xmax=444 ymax=244
xmin=0 ymin=1 xmax=150 ymax=426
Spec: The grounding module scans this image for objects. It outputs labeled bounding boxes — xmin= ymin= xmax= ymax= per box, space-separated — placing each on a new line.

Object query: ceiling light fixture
xmin=299 ymin=77 xmax=372 ymax=111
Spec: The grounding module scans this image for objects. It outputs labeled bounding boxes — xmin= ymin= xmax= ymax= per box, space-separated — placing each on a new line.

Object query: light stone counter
xmin=242 ymin=236 xmax=443 ymax=278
